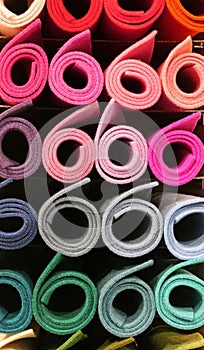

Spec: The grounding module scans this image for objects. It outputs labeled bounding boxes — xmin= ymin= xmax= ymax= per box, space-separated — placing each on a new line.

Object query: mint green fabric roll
xmin=154 ymin=258 xmax=204 ymax=330
xmin=32 ymin=253 xmax=98 ymax=335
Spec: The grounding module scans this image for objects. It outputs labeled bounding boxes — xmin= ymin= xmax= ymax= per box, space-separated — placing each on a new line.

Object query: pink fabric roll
xmin=0 ymin=19 xmax=48 ymax=106
xmin=148 ymin=112 xmax=204 ymax=186
xmin=105 ymin=31 xmax=162 ymax=110
xmin=156 ymin=36 xmax=204 ymax=110
xmin=95 ymin=99 xmax=148 ymax=184
xmin=42 ymin=103 xmax=99 ymax=183
xmin=48 ymin=30 xmax=104 ymax=106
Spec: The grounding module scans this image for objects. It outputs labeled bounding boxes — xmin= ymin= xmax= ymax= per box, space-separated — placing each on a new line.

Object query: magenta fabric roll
xmin=0 ymin=101 xmax=42 ymax=180
xmin=95 ymin=99 xmax=148 ymax=184
xmin=42 ymin=103 xmax=99 ymax=183
xmin=148 ymin=112 xmax=204 ymax=186
xmin=48 ymin=30 xmax=104 ymax=106
xmin=0 ymin=19 xmax=48 ymax=106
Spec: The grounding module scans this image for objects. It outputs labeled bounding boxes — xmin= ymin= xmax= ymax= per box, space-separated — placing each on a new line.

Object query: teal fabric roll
xmin=154 ymin=258 xmax=204 ymax=330
xmin=98 ymin=260 xmax=155 ymax=337
xmin=0 ymin=269 xmax=33 ymax=334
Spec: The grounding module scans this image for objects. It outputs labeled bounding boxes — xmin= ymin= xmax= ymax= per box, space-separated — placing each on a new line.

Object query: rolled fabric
xmin=95 ymin=100 xmax=148 ymax=184
xmin=32 ymin=253 xmax=98 ymax=334
xmin=153 ymin=258 xmax=204 ymax=330
xmin=42 ymin=103 xmax=99 ymax=183
xmin=105 ymin=31 xmax=162 ymax=110
xmin=48 ymin=30 xmax=104 ymax=107
xmin=100 ymin=0 xmax=165 ymax=40
xmin=156 ymin=36 xmax=204 ymax=110
xmin=98 ymin=260 xmax=155 ymax=337
xmin=0 ymin=322 xmax=39 ymax=349
xmin=155 ymin=193 xmax=204 ymax=260
xmin=0 ymin=101 xmax=42 ymax=180
xmin=56 ymin=331 xmax=87 ymax=350
xmin=97 ymin=338 xmax=136 ymax=350
xmin=46 ymin=0 xmax=103 ymax=38
xmin=155 ymin=0 xmax=204 ymax=40
xmin=143 ymin=325 xmax=204 ymax=350
xmin=0 ymin=0 xmax=45 ymax=37
xmin=101 ymin=182 xmax=163 ymax=258
xmin=148 ymin=112 xmax=204 ymax=186
xmin=38 ymin=178 xmax=101 ymax=257
xmin=0 ymin=19 xmax=48 ymax=106
xmin=0 ymin=269 xmax=33 ymax=334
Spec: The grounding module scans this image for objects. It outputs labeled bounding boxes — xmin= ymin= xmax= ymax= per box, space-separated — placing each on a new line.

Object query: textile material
xmin=0 ymin=321 xmax=39 ymax=349
xmin=56 ymin=331 xmax=87 ymax=350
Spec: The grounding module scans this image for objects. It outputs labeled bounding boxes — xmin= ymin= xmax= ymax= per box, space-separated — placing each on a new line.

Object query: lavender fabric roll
xmin=0 ymin=101 xmax=42 ymax=180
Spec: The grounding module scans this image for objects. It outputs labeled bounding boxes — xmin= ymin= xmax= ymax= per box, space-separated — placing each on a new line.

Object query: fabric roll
xmin=0 ymin=19 xmax=48 ymax=106
xmin=155 ymin=0 xmax=204 ymax=40
xmin=97 ymin=338 xmax=137 ymax=350
xmin=0 ymin=269 xmax=33 ymax=334
xmin=0 ymin=322 xmax=39 ymax=349
xmin=148 ymin=112 xmax=204 ymax=186
xmin=153 ymin=258 xmax=204 ymax=330
xmin=42 ymin=103 xmax=99 ymax=184
xmin=32 ymin=253 xmax=98 ymax=334
xmin=105 ymin=31 xmax=161 ymax=110
xmin=156 ymin=193 xmax=204 ymax=260
xmin=143 ymin=325 xmax=204 ymax=350
xmin=0 ymin=0 xmax=45 ymax=37
xmin=48 ymin=30 xmax=104 ymax=106
xmin=0 ymin=101 xmax=42 ymax=180
xmin=100 ymin=0 xmax=165 ymax=40
xmin=98 ymin=260 xmax=155 ymax=337
xmin=38 ymin=178 xmax=100 ymax=257
xmin=95 ymin=100 xmax=148 ymax=184
xmin=101 ymin=182 xmax=163 ymax=258
xmin=46 ymin=0 xmax=103 ymax=38
xmin=56 ymin=331 xmax=87 ymax=350
xmin=156 ymin=36 xmax=204 ymax=110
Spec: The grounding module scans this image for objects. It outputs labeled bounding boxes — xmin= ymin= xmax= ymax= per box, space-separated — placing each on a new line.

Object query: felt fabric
xmin=97 ymin=338 xmax=137 ymax=350
xmin=0 ymin=178 xmax=38 ymax=250
xmin=143 ymin=325 xmax=204 ymax=350
xmin=105 ymin=31 xmax=161 ymax=110
xmin=0 ymin=101 xmax=42 ymax=180
xmin=32 ymin=253 xmax=98 ymax=335
xmin=46 ymin=0 xmax=103 ymax=38
xmin=153 ymin=258 xmax=204 ymax=330
xmin=0 ymin=0 xmax=45 ymax=37
xmin=155 ymin=0 xmax=204 ymax=40
xmin=100 ymin=0 xmax=165 ymax=40
xmin=101 ymin=182 xmax=163 ymax=258
xmin=0 ymin=19 xmax=48 ymax=106
xmin=95 ymin=99 xmax=148 ymax=184
xmin=0 ymin=322 xmax=39 ymax=349
xmin=56 ymin=331 xmax=87 ymax=350
xmin=1 ymin=340 xmax=36 ymax=350
xmin=156 ymin=36 xmax=204 ymax=110
xmin=0 ymin=269 xmax=33 ymax=334
xmin=148 ymin=112 xmax=204 ymax=186
xmin=48 ymin=30 xmax=104 ymax=107
xmin=42 ymin=103 xmax=99 ymax=184
xmin=98 ymin=260 xmax=155 ymax=337
xmin=38 ymin=178 xmax=101 ymax=257
xmin=156 ymin=193 xmax=204 ymax=260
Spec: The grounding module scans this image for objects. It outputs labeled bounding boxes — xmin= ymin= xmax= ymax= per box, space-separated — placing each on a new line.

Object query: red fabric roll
xmin=100 ymin=0 xmax=165 ymax=40
xmin=0 ymin=19 xmax=48 ymax=106
xmin=105 ymin=31 xmax=162 ymax=110
xmin=48 ymin=30 xmax=104 ymax=107
xmin=46 ymin=0 xmax=103 ymax=38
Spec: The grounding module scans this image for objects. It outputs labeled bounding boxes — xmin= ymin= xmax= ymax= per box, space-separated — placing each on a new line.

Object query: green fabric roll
xmin=56 ymin=331 xmax=87 ymax=350
xmin=153 ymin=258 xmax=204 ymax=330
xmin=97 ymin=337 xmax=137 ymax=350
xmin=32 ymin=253 xmax=98 ymax=335
xmin=143 ymin=326 xmax=204 ymax=350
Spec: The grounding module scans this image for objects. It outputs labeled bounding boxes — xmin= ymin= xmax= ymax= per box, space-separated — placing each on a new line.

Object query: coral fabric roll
xmin=42 ymin=103 xmax=99 ymax=183
xmin=148 ymin=112 xmax=204 ymax=186
xmin=0 ymin=322 xmax=38 ymax=349
xmin=0 ymin=19 xmax=48 ymax=106
xmin=100 ymin=0 xmax=165 ymax=40
xmin=0 ymin=0 xmax=45 ymax=37
xmin=48 ymin=30 xmax=104 ymax=107
xmin=155 ymin=0 xmax=204 ymax=40
xmin=0 ymin=101 xmax=42 ymax=180
xmin=46 ymin=0 xmax=103 ymax=38
xmin=105 ymin=31 xmax=161 ymax=110
xmin=95 ymin=100 xmax=148 ymax=184
xmin=157 ymin=36 xmax=204 ymax=110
